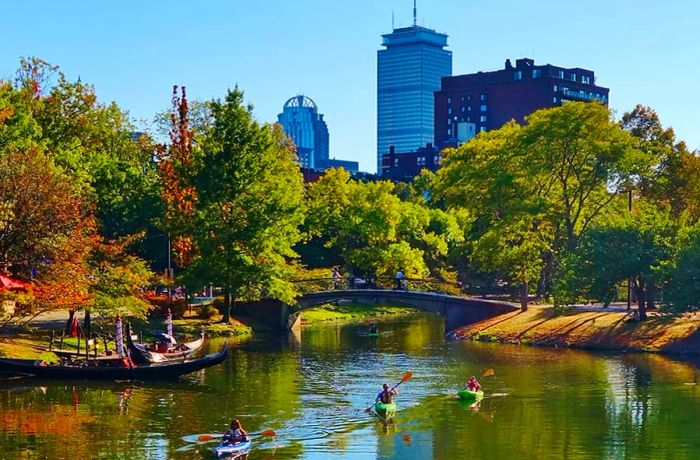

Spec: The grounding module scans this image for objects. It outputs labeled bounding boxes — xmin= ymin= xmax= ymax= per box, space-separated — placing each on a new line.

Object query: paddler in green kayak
xmin=465 ymin=376 xmax=481 ymax=392
xmin=377 ymin=383 xmax=398 ymax=404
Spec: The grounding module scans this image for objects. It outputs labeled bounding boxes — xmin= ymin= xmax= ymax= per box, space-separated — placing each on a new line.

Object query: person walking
xmin=395 ymin=269 xmax=405 ymax=290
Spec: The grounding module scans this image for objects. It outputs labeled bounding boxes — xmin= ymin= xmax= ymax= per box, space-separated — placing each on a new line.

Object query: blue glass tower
xmin=278 ymin=95 xmax=329 ymax=169
xmin=377 ymin=12 xmax=451 ymax=173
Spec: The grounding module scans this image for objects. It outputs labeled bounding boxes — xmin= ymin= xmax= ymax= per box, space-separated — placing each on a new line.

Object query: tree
xmin=554 ymin=203 xmax=676 ymax=319
xmin=665 ymin=224 xmax=700 ymax=313
xmin=0 ymin=148 xmax=96 ymax=318
xmin=182 ymin=88 xmax=306 ymax=322
xmin=156 ymin=86 xmax=199 ymax=267
xmin=621 ymin=104 xmax=698 ymax=221
xmin=303 ymin=168 xmax=464 ymax=282
xmin=435 ymin=103 xmax=652 ymax=302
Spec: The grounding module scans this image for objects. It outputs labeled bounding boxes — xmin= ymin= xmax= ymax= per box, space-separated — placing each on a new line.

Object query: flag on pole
xmin=116 ymin=316 xmax=124 ymax=359
xmin=166 ymin=308 xmax=173 ymax=337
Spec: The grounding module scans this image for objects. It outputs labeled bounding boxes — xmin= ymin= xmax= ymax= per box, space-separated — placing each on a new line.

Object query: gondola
xmin=126 ymin=328 xmax=205 ymax=365
xmin=0 ymin=342 xmax=228 ymax=380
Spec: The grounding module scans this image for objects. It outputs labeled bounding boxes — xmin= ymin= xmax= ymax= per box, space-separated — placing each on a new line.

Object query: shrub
xmin=198 ymin=304 xmax=219 ymax=319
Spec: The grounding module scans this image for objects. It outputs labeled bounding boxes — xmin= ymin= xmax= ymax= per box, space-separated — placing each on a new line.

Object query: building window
xmin=461 ymin=106 xmax=465 ymax=112
xmin=460 ymin=96 xmax=465 ymax=102
xmin=533 ymin=69 xmax=541 ymax=78
xmin=553 ymin=84 xmax=558 ymax=92
xmin=581 ymin=75 xmax=590 ymax=84
xmin=467 ymin=117 xmax=471 ymax=122
xmin=570 ymin=73 xmax=577 ymax=82
xmin=480 ymin=115 xmax=487 ymax=122
xmin=434 ymin=155 xmax=441 ymax=165
xmin=480 ymin=93 xmax=487 ymax=101
xmin=479 ymin=126 xmax=486 ymax=132
xmin=394 ymin=158 xmax=399 ymax=167
xmin=553 ymin=97 xmax=558 ymax=103
xmin=468 ymin=106 xmax=472 ymax=112
xmin=447 ymin=97 xmax=451 ymax=103
xmin=480 ymin=104 xmax=487 ymax=112
xmin=447 ymin=128 xmax=451 ymax=136
xmin=513 ymin=70 xmax=522 ymax=80
xmin=557 ymin=70 xmax=563 ymax=79
xmin=416 ymin=156 xmax=426 ymax=166
xmin=467 ymin=95 xmax=471 ymax=101
xmin=448 ymin=107 xmax=452 ymax=115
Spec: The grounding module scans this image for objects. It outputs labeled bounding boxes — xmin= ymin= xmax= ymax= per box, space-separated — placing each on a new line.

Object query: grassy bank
xmin=301 ymin=302 xmax=421 ymax=326
xmin=170 ymin=316 xmax=253 ymax=336
xmin=450 ymin=305 xmax=700 ymax=354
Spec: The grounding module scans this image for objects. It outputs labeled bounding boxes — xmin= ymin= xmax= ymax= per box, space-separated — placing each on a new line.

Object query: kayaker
xmin=377 ymin=383 xmax=398 ymax=404
xmin=369 ymin=324 xmax=378 ymax=334
xmin=222 ymin=419 xmax=248 ymax=445
xmin=465 ymin=376 xmax=481 ymax=392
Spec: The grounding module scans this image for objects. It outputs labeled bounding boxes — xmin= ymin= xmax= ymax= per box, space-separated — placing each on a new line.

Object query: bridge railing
xmin=291 ymin=277 xmax=467 ymax=297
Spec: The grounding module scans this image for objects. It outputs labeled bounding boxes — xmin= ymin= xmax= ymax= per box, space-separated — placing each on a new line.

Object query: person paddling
xmin=465 ymin=376 xmax=481 ymax=392
xmin=369 ymin=323 xmax=378 ymax=334
xmin=377 ymin=383 xmax=398 ymax=404
xmin=222 ymin=419 xmax=248 ymax=446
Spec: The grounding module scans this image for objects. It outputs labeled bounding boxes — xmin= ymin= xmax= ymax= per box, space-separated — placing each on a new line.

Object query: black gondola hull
xmin=0 ymin=343 xmax=227 ymax=380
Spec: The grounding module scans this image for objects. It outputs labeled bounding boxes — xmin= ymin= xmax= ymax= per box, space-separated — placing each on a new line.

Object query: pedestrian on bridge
xmin=332 ymin=267 xmax=343 ymax=290
xmin=395 ymin=269 xmax=406 ymax=290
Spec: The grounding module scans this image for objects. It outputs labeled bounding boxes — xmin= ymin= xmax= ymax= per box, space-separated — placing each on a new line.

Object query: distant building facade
xmin=318 ymin=158 xmax=359 ymax=174
xmin=381 ymin=143 xmax=441 ymax=182
xmin=377 ymin=21 xmax=452 ymax=173
xmin=434 ymin=58 xmax=610 ymax=149
xmin=278 ymin=95 xmax=329 ymax=169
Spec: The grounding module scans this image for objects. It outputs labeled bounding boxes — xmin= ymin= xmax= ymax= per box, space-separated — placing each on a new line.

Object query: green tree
xmin=303 ymin=168 xmax=463 ymax=282
xmin=554 ymin=203 xmax=676 ymax=319
xmin=665 ymin=224 xmax=700 ymax=312
xmin=621 ymin=104 xmax=699 ymax=222
xmin=435 ymin=103 xmax=652 ymax=303
xmin=182 ymin=88 xmax=306 ymax=322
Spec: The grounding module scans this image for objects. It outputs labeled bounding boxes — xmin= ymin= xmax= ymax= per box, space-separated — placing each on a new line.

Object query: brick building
xmin=434 ymin=58 xmax=609 ymax=148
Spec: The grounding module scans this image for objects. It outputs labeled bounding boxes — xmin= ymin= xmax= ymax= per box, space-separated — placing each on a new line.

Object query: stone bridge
xmin=235 ymin=289 xmax=518 ymax=333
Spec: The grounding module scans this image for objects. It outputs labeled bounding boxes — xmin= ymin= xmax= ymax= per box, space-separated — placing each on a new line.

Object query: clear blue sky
xmin=1 ymin=0 xmax=698 ymax=172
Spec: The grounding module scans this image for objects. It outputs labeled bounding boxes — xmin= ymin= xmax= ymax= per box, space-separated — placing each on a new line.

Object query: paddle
xmin=196 ymin=429 xmax=276 ymax=442
xmin=364 ymin=371 xmax=413 ymax=413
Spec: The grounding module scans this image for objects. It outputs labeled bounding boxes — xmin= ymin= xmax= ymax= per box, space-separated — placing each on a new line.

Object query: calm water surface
xmin=1 ymin=313 xmax=699 ymax=459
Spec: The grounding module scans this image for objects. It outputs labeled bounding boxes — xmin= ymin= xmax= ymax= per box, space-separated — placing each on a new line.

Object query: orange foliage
xmin=156 ymin=86 xmax=198 ymax=266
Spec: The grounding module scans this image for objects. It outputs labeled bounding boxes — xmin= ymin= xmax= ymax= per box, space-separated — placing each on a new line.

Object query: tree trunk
xmin=222 ymin=287 xmax=231 ymax=324
xmin=646 ymin=284 xmax=656 ymax=310
xmin=637 ymin=278 xmax=647 ymax=320
xmin=520 ymin=280 xmax=529 ymax=312
xmin=65 ymin=309 xmax=75 ymax=335
xmin=536 ymin=252 xmax=554 ymax=301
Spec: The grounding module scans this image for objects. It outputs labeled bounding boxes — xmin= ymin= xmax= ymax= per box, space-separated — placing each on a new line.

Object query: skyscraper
xmin=376 ymin=4 xmax=451 ymax=173
xmin=278 ymin=95 xmax=329 ymax=169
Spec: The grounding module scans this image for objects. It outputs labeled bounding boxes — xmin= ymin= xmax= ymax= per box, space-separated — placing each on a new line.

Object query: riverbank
xmin=449 ymin=305 xmax=700 ymax=355
xmin=301 ymin=302 xmax=421 ymax=326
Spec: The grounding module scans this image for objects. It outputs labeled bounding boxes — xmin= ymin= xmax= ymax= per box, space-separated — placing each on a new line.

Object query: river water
xmin=1 ymin=313 xmax=699 ymax=459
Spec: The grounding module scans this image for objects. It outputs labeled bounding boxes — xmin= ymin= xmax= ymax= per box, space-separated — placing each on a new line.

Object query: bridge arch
xmin=234 ymin=289 xmax=517 ymax=333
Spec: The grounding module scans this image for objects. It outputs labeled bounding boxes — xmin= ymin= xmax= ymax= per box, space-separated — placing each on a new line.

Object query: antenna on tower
xmin=413 ymin=0 xmax=417 ymax=26
xmin=392 ymin=10 xmax=395 ymax=30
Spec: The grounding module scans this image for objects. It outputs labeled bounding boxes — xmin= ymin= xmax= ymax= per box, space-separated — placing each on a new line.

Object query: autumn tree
xmin=156 ymin=86 xmax=199 ymax=267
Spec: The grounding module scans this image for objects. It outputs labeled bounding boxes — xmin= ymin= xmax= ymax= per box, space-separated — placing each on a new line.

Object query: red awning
xmin=0 ymin=274 xmax=30 ymax=291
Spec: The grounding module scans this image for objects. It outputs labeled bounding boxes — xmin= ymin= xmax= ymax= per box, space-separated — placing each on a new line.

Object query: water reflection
xmin=0 ymin=314 xmax=699 ymax=459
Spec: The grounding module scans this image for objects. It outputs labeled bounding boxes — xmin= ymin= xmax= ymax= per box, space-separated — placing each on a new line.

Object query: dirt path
xmin=450 ymin=304 xmax=700 ymax=354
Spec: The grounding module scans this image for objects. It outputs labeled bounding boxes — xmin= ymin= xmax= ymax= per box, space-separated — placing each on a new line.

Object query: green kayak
xmin=374 ymin=401 xmax=397 ymax=418
xmin=457 ymin=389 xmax=484 ymax=401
